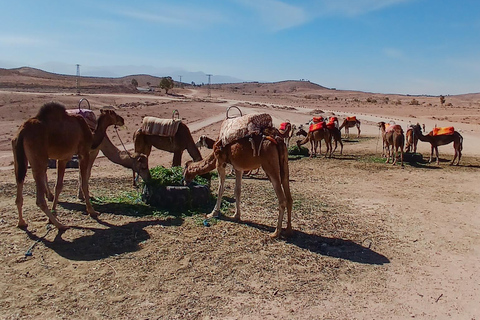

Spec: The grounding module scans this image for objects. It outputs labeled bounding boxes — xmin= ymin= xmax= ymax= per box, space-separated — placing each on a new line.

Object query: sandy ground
xmin=0 ymin=85 xmax=479 ymax=319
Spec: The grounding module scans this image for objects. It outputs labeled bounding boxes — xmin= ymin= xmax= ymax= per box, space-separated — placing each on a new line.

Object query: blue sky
xmin=1 ymin=0 xmax=479 ymax=95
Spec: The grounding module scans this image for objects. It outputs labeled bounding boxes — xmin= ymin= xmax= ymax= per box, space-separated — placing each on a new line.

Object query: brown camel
xmin=339 ymin=117 xmax=361 ymax=138
xmin=378 ymin=122 xmax=405 ymax=166
xmin=405 ymin=126 xmax=419 ymax=153
xmin=12 ymin=102 xmax=123 ymax=231
xmin=133 ymin=120 xmax=202 ymax=167
xmin=296 ymin=126 xmax=332 ymax=158
xmin=297 ymin=126 xmax=342 ymax=155
xmin=412 ymin=123 xmax=463 ymax=165
xmin=184 ymin=132 xmax=293 ymax=239
xmin=278 ymin=121 xmax=296 ymax=147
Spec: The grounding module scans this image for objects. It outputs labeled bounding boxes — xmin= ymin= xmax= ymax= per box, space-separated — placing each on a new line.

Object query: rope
xmin=114 ymin=126 xmax=131 ymax=155
xmin=25 ymin=224 xmax=53 ymax=257
xmin=375 ymin=126 xmax=381 ymax=155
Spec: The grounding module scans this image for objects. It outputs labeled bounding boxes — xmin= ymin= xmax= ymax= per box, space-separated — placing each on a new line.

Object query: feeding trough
xmin=141 ymin=166 xmax=213 ymax=211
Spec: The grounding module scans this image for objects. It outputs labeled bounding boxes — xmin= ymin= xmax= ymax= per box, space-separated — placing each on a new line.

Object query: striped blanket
xmin=430 ymin=126 xmax=454 ymax=136
xmin=66 ymin=109 xmax=97 ymax=130
xmin=219 ymin=113 xmax=273 ymax=147
xmin=141 ymin=116 xmax=182 ymax=137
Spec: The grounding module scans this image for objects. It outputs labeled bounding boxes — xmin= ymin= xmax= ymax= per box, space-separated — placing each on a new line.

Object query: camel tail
xmin=12 ymin=131 xmax=27 ymax=183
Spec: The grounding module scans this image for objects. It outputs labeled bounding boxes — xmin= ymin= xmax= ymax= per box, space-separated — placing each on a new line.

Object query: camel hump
xmin=141 ymin=116 xmax=182 ymax=136
xmin=36 ymin=102 xmax=67 ymax=122
xmin=219 ymin=113 xmax=273 ymax=147
xmin=346 ymin=116 xmax=356 ymax=122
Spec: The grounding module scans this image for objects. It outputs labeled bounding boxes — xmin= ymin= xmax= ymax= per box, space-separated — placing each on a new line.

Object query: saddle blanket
xmin=385 ymin=124 xmax=402 ymax=133
xmin=312 ymin=116 xmax=324 ymax=123
xmin=219 ymin=113 xmax=272 ymax=147
xmin=346 ymin=116 xmax=357 ymax=122
xmin=309 ymin=122 xmax=326 ymax=132
xmin=279 ymin=122 xmax=290 ymax=131
xmin=327 ymin=117 xmax=338 ymax=129
xmin=328 ymin=116 xmax=338 ymax=123
xmin=141 ymin=116 xmax=182 ymax=137
xmin=66 ymin=109 xmax=97 ymax=130
xmin=430 ymin=126 xmax=454 ymax=136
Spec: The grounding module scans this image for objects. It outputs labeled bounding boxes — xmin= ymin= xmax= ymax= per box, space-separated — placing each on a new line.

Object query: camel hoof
xmin=232 ymin=214 xmax=240 ymax=221
xmin=17 ymin=220 xmax=28 ymax=229
xmin=207 ymin=210 xmax=221 ymax=219
xmin=269 ymin=232 xmax=281 ymax=239
xmin=284 ymin=227 xmax=294 ymax=237
xmin=88 ymin=211 xmax=100 ymax=218
xmin=57 ymin=224 xmax=70 ymax=232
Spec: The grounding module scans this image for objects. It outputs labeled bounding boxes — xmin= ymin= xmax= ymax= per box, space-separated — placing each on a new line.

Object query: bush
xmin=288 ymin=145 xmax=310 ymax=157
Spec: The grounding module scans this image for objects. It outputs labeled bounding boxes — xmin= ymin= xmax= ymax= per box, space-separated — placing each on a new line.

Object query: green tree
xmin=440 ymin=95 xmax=445 ymax=106
xmin=131 ymin=78 xmax=138 ymax=87
xmin=159 ymin=77 xmax=174 ymax=94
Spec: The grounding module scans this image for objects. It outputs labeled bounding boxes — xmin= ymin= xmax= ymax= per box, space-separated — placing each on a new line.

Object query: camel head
xmin=411 ymin=123 xmax=422 ymax=134
xmin=296 ymin=127 xmax=307 ymax=137
xmin=182 ymin=160 xmax=196 ymax=185
xmin=100 ymin=109 xmax=125 ymax=128
xmin=132 ymin=152 xmax=151 ymax=182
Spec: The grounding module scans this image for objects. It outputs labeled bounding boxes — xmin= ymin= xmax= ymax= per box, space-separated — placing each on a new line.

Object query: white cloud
xmin=235 ymin=0 xmax=308 ymax=31
xmin=0 ymin=35 xmax=44 ymax=47
xmin=317 ymin=0 xmax=413 ymax=16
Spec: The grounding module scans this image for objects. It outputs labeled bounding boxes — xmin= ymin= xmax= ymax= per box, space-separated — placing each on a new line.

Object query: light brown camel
xmin=297 ymin=126 xmax=342 ymax=155
xmin=184 ymin=131 xmax=293 ymax=239
xmin=412 ymin=123 xmax=463 ymax=165
xmin=296 ymin=126 xmax=332 ymax=158
xmin=12 ymin=102 xmax=123 ymax=231
xmin=378 ymin=122 xmax=405 ymax=166
xmin=405 ymin=126 xmax=419 ymax=153
xmin=339 ymin=117 xmax=361 ymax=138
xmin=134 ymin=119 xmax=202 ymax=167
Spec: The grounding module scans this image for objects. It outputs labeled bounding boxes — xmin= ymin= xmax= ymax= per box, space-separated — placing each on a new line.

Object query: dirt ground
xmin=0 ymin=79 xmax=479 ymax=319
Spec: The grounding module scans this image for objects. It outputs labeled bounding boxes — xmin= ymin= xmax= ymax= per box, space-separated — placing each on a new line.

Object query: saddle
xmin=218 ymin=113 xmax=273 ymax=147
xmin=327 ymin=117 xmax=338 ymax=129
xmin=279 ymin=122 xmax=290 ymax=131
xmin=66 ymin=109 xmax=97 ymax=131
xmin=141 ymin=116 xmax=182 ymax=137
xmin=346 ymin=116 xmax=357 ymax=122
xmin=385 ymin=124 xmax=402 ymax=133
xmin=430 ymin=126 xmax=454 ymax=136
xmin=309 ymin=122 xmax=326 ymax=132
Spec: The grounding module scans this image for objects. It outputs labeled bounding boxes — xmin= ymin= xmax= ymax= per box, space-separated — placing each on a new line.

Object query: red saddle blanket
xmin=312 ymin=116 xmax=324 ymax=123
xmin=346 ymin=116 xmax=357 ymax=122
xmin=309 ymin=122 xmax=325 ymax=132
xmin=430 ymin=127 xmax=454 ymax=136
xmin=279 ymin=122 xmax=289 ymax=130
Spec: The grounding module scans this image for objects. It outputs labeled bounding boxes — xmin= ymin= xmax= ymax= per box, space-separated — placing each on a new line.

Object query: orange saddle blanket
xmin=309 ymin=122 xmax=325 ymax=132
xmin=346 ymin=116 xmax=357 ymax=122
xmin=430 ymin=126 xmax=454 ymax=136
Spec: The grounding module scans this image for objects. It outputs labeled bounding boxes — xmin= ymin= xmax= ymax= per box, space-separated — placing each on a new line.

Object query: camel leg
xmin=51 ymin=160 xmax=67 ymax=213
xmin=172 ymin=151 xmax=182 ymax=167
xmin=15 ymin=180 xmax=27 ymax=228
xmin=262 ymin=165 xmax=287 ymax=239
xmin=208 ymin=164 xmax=226 ymax=218
xmin=429 ymin=145 xmax=434 ymax=163
xmin=232 ymin=169 xmax=242 ymax=221
xmin=78 ymin=155 xmax=98 ymax=217
xmin=44 ymin=174 xmax=54 ymax=202
xmin=434 ymin=146 xmax=440 ymax=165
xmin=78 ymin=149 xmax=99 ymax=200
xmin=357 ymin=125 xmax=361 ymax=138
xmin=32 ymin=166 xmax=67 ymax=231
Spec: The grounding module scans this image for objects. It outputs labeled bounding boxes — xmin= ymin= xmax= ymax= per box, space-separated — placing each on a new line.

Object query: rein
xmin=114 ymin=126 xmax=131 ymax=156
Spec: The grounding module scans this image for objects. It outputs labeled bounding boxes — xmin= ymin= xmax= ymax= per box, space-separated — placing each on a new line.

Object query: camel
xmin=297 ymin=125 xmax=342 ymax=155
xmin=133 ymin=120 xmax=202 ymax=167
xmin=412 ymin=123 xmax=463 ymax=165
xmin=339 ymin=117 xmax=361 ymax=138
xmin=184 ymin=130 xmax=292 ymax=239
xmin=405 ymin=126 xmax=419 ymax=153
xmin=296 ymin=126 xmax=332 ymax=158
xmin=378 ymin=122 xmax=405 ymax=166
xmin=12 ymin=102 xmax=123 ymax=231
xmin=278 ymin=121 xmax=296 ymax=147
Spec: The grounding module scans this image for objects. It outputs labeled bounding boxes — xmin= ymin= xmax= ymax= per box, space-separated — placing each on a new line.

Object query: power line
xmin=206 ymin=74 xmax=212 ymax=97
xmin=76 ymin=64 xmax=81 ymax=94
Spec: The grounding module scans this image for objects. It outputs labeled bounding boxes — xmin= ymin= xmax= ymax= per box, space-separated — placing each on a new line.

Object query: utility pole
xmin=178 ymin=75 xmax=182 ymax=88
xmin=76 ymin=64 xmax=81 ymax=94
xmin=206 ymin=74 xmax=212 ymax=97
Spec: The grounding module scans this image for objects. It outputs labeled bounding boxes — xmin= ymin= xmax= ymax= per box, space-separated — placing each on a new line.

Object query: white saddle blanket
xmin=219 ymin=113 xmax=273 ymax=147
xmin=141 ymin=116 xmax=182 ymax=137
